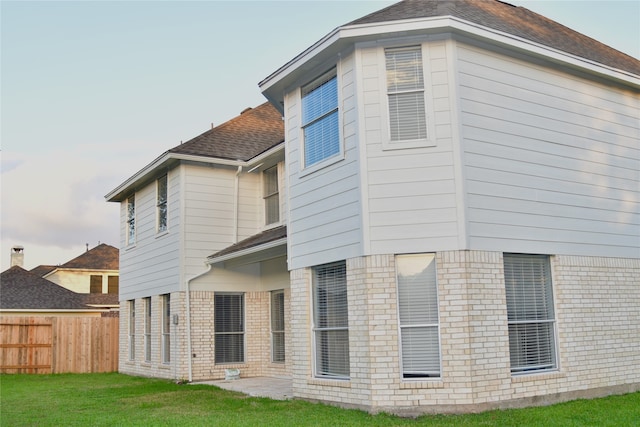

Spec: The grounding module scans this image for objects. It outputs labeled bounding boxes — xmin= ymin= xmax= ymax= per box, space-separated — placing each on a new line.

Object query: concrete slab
xmin=193 ymin=376 xmax=293 ymax=401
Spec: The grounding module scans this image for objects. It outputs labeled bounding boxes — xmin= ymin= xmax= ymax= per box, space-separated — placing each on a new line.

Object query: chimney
xmin=11 ymin=246 xmax=24 ymax=268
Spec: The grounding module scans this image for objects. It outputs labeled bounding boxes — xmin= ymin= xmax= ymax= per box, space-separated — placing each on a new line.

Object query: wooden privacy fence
xmin=0 ymin=316 xmax=119 ymax=374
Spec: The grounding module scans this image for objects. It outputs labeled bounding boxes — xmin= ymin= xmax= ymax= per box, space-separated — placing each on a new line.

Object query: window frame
xmin=126 ymin=195 xmax=136 ymax=245
xmin=90 ymin=275 xmax=103 ymax=294
xmin=380 ymin=43 xmax=435 ymax=151
xmin=162 ymin=294 xmax=171 ymax=364
xmin=156 ymin=175 xmax=168 ymax=234
xmin=270 ymin=290 xmax=285 ymax=363
xmin=300 ymin=67 xmax=343 ymax=173
xmin=144 ymin=297 xmax=151 ymax=362
xmin=396 ymin=253 xmax=441 ymax=379
xmin=263 ymin=165 xmax=280 ymax=226
xmin=312 ymin=261 xmax=350 ymax=379
xmin=504 ymin=253 xmax=558 ymax=374
xmin=128 ymin=300 xmax=135 ymax=361
xmin=214 ymin=293 xmax=245 ymax=365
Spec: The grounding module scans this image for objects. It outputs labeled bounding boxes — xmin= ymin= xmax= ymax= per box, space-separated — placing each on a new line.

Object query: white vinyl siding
xmin=396 ymin=254 xmax=440 ymax=378
xmin=313 ymin=261 xmax=349 ymax=378
xmin=385 ymin=46 xmax=427 ymax=143
xmin=286 ymin=53 xmax=362 ymax=270
xmin=271 ymin=290 xmax=285 ymax=363
xmin=504 ymin=253 xmax=557 ymax=373
xmin=302 ymin=68 xmax=340 ymax=168
xmin=458 ymin=44 xmax=640 ymax=258
xmin=215 ymin=293 xmax=244 ymax=364
xmin=144 ymin=297 xmax=151 ymax=362
xmin=162 ymin=294 xmax=170 ymax=364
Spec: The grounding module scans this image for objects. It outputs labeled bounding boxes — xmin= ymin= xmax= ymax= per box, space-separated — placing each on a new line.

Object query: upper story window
xmin=263 ymin=166 xmax=279 ymax=225
xmin=157 ymin=175 xmax=168 ymax=233
xmin=301 ymin=68 xmax=339 ymax=168
xmin=126 ymin=195 xmax=136 ymax=245
xmin=385 ymin=46 xmax=427 ymax=144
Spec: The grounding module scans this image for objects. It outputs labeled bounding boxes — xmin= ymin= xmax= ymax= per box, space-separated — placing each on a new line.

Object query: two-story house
xmin=108 ymin=0 xmax=639 ymax=415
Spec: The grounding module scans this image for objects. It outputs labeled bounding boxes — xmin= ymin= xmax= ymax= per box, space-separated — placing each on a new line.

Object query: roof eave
xmin=260 ymin=16 xmax=639 ymax=106
xmin=206 ymin=237 xmax=287 ymax=266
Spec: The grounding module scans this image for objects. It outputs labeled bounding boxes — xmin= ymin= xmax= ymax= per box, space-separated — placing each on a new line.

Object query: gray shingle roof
xmin=348 ymin=0 xmax=639 ymax=75
xmin=169 ymin=102 xmax=284 ymax=161
xmin=1 ymin=266 xmax=91 ymax=310
xmin=209 ymin=226 xmax=287 ymax=259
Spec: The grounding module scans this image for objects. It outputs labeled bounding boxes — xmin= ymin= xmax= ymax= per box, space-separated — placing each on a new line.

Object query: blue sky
xmin=1 ymin=0 xmax=638 ymax=270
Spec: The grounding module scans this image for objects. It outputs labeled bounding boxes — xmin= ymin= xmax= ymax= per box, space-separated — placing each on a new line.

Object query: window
xmin=504 ymin=254 xmax=557 ymax=373
xmin=128 ymin=300 xmax=135 ymax=360
xmin=126 ymin=195 xmax=136 ymax=245
xmin=301 ymin=68 xmax=339 ymax=168
xmin=385 ymin=46 xmax=427 ymax=143
xmin=108 ymin=276 xmax=119 ymax=295
xmin=157 ymin=175 xmax=168 ymax=233
xmin=90 ymin=275 xmax=103 ymax=293
xmin=162 ymin=294 xmax=171 ymax=364
xmin=263 ymin=166 xmax=280 ymax=225
xmin=144 ymin=297 xmax=151 ymax=362
xmin=313 ymin=261 xmax=349 ymax=378
xmin=396 ymin=254 xmax=440 ymax=378
xmin=215 ymin=293 xmax=244 ymax=364
xmin=271 ymin=290 xmax=285 ymax=363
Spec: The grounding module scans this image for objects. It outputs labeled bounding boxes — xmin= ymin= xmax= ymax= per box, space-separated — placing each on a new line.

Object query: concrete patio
xmin=194 ymin=376 xmax=293 ymax=400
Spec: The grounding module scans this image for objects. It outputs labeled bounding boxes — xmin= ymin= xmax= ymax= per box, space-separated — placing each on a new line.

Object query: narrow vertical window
xmin=128 ymin=300 xmax=135 ymax=360
xmin=157 ymin=175 xmax=168 ymax=233
xmin=271 ymin=290 xmax=285 ymax=363
xmin=396 ymin=254 xmax=440 ymax=378
xmin=162 ymin=294 xmax=171 ymax=364
xmin=313 ymin=261 xmax=349 ymax=378
xmin=385 ymin=46 xmax=427 ymax=142
xmin=215 ymin=293 xmax=244 ymax=364
xmin=90 ymin=275 xmax=103 ymax=293
xmin=504 ymin=254 xmax=557 ymax=373
xmin=301 ymin=68 xmax=339 ymax=168
xmin=127 ymin=195 xmax=136 ymax=245
xmin=263 ymin=166 xmax=280 ymax=225
xmin=144 ymin=297 xmax=151 ymax=362
xmin=108 ymin=276 xmax=119 ymax=295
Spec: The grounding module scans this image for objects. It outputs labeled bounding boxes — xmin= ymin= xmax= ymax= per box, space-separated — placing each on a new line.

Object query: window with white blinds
xmin=263 ymin=166 xmax=280 ymax=225
xmin=215 ymin=293 xmax=245 ymax=364
xmin=162 ymin=294 xmax=170 ymax=364
xmin=504 ymin=254 xmax=557 ymax=373
xmin=302 ymin=68 xmax=340 ymax=168
xmin=271 ymin=290 xmax=285 ymax=363
xmin=128 ymin=300 xmax=135 ymax=361
xmin=385 ymin=46 xmax=427 ymax=143
xmin=144 ymin=297 xmax=151 ymax=362
xmin=157 ymin=175 xmax=168 ymax=233
xmin=313 ymin=261 xmax=349 ymax=378
xmin=396 ymin=254 xmax=440 ymax=378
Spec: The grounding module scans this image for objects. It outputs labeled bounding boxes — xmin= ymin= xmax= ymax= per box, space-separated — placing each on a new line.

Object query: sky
xmin=1 ymin=0 xmax=639 ymax=271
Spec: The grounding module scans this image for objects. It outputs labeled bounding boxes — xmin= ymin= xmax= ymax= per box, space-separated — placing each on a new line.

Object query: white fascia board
xmin=206 ymin=238 xmax=287 ymax=265
xmin=260 ymin=16 xmax=639 ymax=97
xmin=105 ymin=152 xmax=247 ymax=202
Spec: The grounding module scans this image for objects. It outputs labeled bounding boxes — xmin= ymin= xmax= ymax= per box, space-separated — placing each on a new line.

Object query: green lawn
xmin=0 ymin=373 xmax=638 ymax=426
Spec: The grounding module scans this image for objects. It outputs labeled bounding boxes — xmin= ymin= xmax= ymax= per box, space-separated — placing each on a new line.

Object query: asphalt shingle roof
xmin=1 ymin=266 xmax=91 ymax=310
xmin=348 ymin=0 xmax=639 ymax=75
xmin=59 ymin=243 xmax=119 ymax=270
xmin=209 ymin=226 xmax=287 ymax=259
xmin=169 ymin=102 xmax=284 ymax=161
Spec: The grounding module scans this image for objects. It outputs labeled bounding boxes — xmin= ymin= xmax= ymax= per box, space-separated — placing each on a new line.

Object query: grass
xmin=1 ymin=373 xmax=638 ymax=426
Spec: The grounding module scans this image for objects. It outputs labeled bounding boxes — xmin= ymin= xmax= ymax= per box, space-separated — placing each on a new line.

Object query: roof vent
xmin=240 ymin=107 xmax=252 ymax=114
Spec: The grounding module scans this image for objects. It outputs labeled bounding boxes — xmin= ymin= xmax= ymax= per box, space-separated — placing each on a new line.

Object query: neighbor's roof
xmin=169 ymin=102 xmax=284 ymax=161
xmin=30 ymin=264 xmax=58 ymax=277
xmin=59 ymin=243 xmax=119 ymax=270
xmin=0 ymin=266 xmax=91 ymax=310
xmin=348 ymin=0 xmax=639 ymax=75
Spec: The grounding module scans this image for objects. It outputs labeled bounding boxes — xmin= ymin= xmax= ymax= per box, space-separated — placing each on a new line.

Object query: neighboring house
xmin=0 ymin=266 xmax=116 ymax=317
xmin=33 ymin=243 xmax=120 ymax=295
xmin=108 ymin=0 xmax=639 ymax=415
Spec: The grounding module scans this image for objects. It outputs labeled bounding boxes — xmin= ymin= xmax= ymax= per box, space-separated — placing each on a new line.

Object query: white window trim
xmin=126 ymin=195 xmax=136 ymax=246
xmin=214 ymin=292 xmax=246 ymax=365
xmin=156 ymin=175 xmax=168 ymax=235
xmin=144 ymin=297 xmax=151 ymax=363
xmin=128 ymin=300 xmax=135 ymax=361
xmin=379 ymin=43 xmax=436 ymax=151
xmin=299 ymin=64 xmax=345 ymax=177
xmin=270 ymin=290 xmax=285 ymax=363
xmin=263 ymin=165 xmax=280 ymax=226
xmin=162 ymin=294 xmax=171 ymax=364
